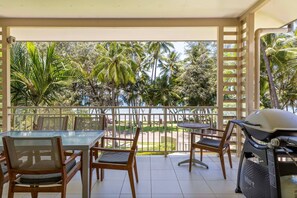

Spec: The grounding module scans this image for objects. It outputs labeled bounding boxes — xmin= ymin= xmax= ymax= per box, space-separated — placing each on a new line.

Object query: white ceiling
xmin=256 ymin=0 xmax=297 ymax=29
xmin=0 ymin=0 xmax=258 ymax=18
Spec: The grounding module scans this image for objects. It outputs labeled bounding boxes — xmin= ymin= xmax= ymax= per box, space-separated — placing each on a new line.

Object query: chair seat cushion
xmin=97 ymin=151 xmax=130 ymax=164
xmin=19 ymin=160 xmax=76 ymax=185
xmin=197 ymin=138 xmax=227 ymax=148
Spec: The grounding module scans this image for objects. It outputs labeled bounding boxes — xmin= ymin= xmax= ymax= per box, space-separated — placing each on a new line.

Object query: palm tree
xmin=65 ymin=42 xmax=111 ymax=107
xmin=161 ymin=51 xmax=181 ymax=80
xmin=95 ymin=42 xmax=136 ymax=106
xmin=142 ymin=42 xmax=174 ymax=125
xmin=11 ymin=43 xmax=30 ymax=106
xmin=155 ymin=75 xmax=180 ymax=106
xmin=145 ymin=41 xmax=174 ymax=82
xmin=11 ymin=42 xmax=68 ymax=106
xmin=260 ymin=33 xmax=297 ymax=109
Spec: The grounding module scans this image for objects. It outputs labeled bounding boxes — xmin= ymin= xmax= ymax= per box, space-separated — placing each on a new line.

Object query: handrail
xmin=8 ymin=106 xmax=218 ymax=155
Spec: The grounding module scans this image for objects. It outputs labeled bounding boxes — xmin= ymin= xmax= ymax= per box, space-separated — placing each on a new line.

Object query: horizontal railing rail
xmin=8 ymin=106 xmax=218 ymax=155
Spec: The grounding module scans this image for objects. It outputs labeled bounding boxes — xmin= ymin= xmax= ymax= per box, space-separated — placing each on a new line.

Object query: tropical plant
xmin=177 ymin=42 xmax=217 ymax=106
xmin=260 ymin=32 xmax=297 ymax=109
xmin=11 ymin=42 xmax=69 ymax=106
xmin=145 ymin=41 xmax=174 ymax=82
xmin=95 ymin=42 xmax=137 ymax=106
xmin=62 ymin=42 xmax=112 ymax=107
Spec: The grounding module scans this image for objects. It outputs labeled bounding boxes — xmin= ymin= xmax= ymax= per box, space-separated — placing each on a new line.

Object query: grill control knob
xmin=269 ymin=138 xmax=280 ymax=148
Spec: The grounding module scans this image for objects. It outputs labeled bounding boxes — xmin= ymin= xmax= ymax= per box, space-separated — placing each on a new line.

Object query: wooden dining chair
xmin=189 ymin=120 xmax=235 ymax=179
xmin=90 ymin=127 xmax=140 ymax=198
xmin=2 ymin=136 xmax=82 ymax=198
xmin=74 ymin=115 xmax=106 ymax=131
xmin=0 ymin=153 xmax=9 ymax=198
xmin=74 ymin=116 xmax=106 ymax=180
xmin=36 ymin=116 xmax=69 ymax=131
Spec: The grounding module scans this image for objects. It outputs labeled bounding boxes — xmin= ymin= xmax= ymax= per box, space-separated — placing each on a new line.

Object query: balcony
xmin=1 ymin=154 xmax=242 ymax=198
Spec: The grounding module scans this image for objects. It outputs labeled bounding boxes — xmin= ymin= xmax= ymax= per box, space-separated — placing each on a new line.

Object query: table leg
xmin=178 ymin=129 xmax=208 ymax=169
xmin=82 ymin=149 xmax=90 ymax=198
xmin=178 ymin=153 xmax=208 ymax=168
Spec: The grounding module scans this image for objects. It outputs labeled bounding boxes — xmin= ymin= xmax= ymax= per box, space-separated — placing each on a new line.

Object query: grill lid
xmin=244 ymin=109 xmax=297 ymax=134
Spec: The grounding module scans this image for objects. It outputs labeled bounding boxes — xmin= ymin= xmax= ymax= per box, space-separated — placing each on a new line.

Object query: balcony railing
xmin=8 ymin=106 xmax=218 ymax=155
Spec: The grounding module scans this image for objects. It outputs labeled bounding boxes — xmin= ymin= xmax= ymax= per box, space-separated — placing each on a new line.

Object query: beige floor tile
xmin=100 ymin=170 xmax=127 ymax=181
xmin=151 ymin=169 xmax=177 ymax=180
xmin=91 ymin=180 xmax=124 ymax=194
xmin=199 ymin=170 xmax=232 ymax=181
xmin=3 ymin=193 xmax=59 ymax=198
xmin=175 ymin=169 xmax=204 ymax=181
xmin=121 ymin=179 xmax=151 ymax=194
xmin=152 ymin=193 xmax=183 ymax=198
xmin=66 ymin=180 xmax=83 ymax=194
xmin=120 ymin=193 xmax=151 ymax=198
xmin=151 ymin=159 xmax=173 ymax=170
xmin=137 ymin=163 xmax=151 ymax=170
xmin=224 ymin=169 xmax=239 ymax=181
xmin=91 ymin=193 xmax=120 ymax=198
xmin=184 ymin=193 xmax=217 ymax=198
xmin=179 ymin=180 xmax=213 ymax=194
xmin=151 ymin=180 xmax=182 ymax=194
xmin=4 ymin=193 xmax=31 ymax=198
xmin=137 ymin=169 xmax=151 ymax=180
xmin=65 ymin=193 xmax=84 ymax=198
xmin=215 ymin=193 xmax=246 ymax=198
xmin=173 ymin=164 xmax=190 ymax=171
xmin=207 ymin=180 xmax=237 ymax=194
xmin=136 ymin=156 xmax=151 ymax=163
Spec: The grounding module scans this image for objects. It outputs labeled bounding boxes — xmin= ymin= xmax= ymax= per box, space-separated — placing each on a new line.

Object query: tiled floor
xmin=2 ymin=154 xmax=246 ymax=198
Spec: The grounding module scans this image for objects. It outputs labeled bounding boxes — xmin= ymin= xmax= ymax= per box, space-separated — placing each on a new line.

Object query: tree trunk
xmin=154 ymin=59 xmax=158 ymax=81
xmin=148 ymin=106 xmax=152 ymax=127
xmin=260 ymin=40 xmax=280 ymax=109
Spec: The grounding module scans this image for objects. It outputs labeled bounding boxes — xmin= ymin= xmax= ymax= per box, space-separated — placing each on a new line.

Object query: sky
xmin=173 ymin=42 xmax=186 ymax=59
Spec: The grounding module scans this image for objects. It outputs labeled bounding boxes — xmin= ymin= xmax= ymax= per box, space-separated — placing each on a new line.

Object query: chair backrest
xmin=2 ymin=136 xmax=64 ymax=174
xmin=127 ymin=127 xmax=141 ymax=162
xmin=131 ymin=127 xmax=141 ymax=151
xmin=74 ymin=116 xmax=105 ymax=131
xmin=219 ymin=121 xmax=235 ymax=148
xmin=37 ymin=116 xmax=68 ymax=131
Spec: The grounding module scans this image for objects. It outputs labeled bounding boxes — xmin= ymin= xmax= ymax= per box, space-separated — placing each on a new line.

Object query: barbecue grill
xmin=234 ymin=109 xmax=297 ymax=198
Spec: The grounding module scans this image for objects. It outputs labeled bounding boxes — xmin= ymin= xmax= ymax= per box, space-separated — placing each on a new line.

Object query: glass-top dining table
xmin=0 ymin=130 xmax=105 ymax=198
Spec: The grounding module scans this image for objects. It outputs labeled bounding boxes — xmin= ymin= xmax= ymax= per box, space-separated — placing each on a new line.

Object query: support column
xmin=245 ymin=13 xmax=255 ymax=114
xmin=1 ymin=26 xmax=11 ymax=131
xmin=217 ymin=26 xmax=224 ymax=130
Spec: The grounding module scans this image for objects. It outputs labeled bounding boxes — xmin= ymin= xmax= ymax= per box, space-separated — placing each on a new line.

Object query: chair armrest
xmin=91 ymin=147 xmax=134 ymax=153
xmin=0 ymin=155 xmax=6 ymax=163
xmin=192 ymin=132 xmax=222 ymax=139
xmin=207 ymin=128 xmax=225 ymax=132
xmin=64 ymin=150 xmax=82 ymax=165
xmin=102 ymin=137 xmax=134 ymax=141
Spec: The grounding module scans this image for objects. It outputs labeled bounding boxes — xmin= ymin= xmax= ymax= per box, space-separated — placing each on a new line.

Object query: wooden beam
xmin=0 ymin=18 xmax=239 ymax=27
xmin=239 ymin=0 xmax=270 ymax=20
xmin=223 ymin=32 xmax=237 ymax=36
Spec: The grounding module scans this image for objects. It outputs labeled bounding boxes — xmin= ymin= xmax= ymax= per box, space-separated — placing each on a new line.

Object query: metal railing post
xmin=59 ymin=107 xmax=62 ymax=118
xmin=112 ymin=107 xmax=116 ymax=148
xmin=164 ymin=107 xmax=168 ymax=157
